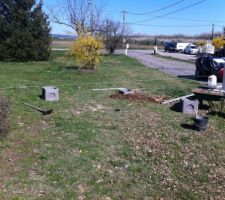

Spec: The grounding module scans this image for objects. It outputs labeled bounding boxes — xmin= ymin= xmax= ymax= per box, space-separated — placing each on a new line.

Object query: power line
xmin=104 ymin=10 xmax=122 ymax=13
xmin=44 ymin=1 xmax=224 ymax=24
xmin=127 ymin=0 xmax=185 ymax=16
xmin=126 ymin=23 xmax=212 ymax=28
xmin=104 ymin=10 xmax=225 ymax=24
xmin=150 ymin=16 xmax=225 ymax=23
xmin=129 ymin=0 xmax=207 ymax=24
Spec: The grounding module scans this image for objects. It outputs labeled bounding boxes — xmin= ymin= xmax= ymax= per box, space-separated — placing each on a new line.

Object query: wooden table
xmin=192 ymin=88 xmax=225 ymax=111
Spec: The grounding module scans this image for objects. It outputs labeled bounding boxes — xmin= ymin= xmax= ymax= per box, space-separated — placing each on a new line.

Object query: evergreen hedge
xmin=0 ymin=0 xmax=51 ymax=61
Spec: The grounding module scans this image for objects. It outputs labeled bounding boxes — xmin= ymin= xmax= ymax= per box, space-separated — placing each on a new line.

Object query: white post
xmin=153 ymin=46 xmax=158 ymax=54
xmin=125 ymin=49 xmax=128 ymax=56
xmin=125 ymin=43 xmax=129 ymax=56
xmin=222 ymin=66 xmax=225 ymax=91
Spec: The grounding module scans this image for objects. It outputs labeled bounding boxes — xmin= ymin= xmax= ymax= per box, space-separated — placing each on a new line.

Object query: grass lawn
xmin=0 ymin=51 xmax=225 ymax=199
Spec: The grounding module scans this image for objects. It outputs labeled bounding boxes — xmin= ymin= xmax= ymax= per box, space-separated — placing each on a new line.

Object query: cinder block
xmin=181 ymin=97 xmax=198 ymax=115
xmin=42 ymin=86 xmax=59 ymax=101
xmin=118 ymin=88 xmax=134 ymax=95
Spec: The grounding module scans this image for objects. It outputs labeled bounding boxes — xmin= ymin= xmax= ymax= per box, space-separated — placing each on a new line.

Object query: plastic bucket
xmin=208 ymin=75 xmax=217 ymax=88
xmin=193 ymin=116 xmax=209 ymax=131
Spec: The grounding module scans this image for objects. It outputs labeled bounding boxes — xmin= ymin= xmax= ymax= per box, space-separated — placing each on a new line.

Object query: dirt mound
xmin=110 ymin=92 xmax=168 ymax=104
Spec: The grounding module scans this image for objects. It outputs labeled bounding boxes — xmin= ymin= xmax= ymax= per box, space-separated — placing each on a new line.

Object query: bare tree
xmin=101 ymin=19 xmax=128 ymax=54
xmin=48 ymin=0 xmax=103 ymax=36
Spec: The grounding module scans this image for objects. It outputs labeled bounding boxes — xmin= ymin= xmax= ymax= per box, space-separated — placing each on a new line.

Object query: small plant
xmin=67 ymin=36 xmax=102 ymax=70
xmin=0 ymin=96 xmax=10 ymax=137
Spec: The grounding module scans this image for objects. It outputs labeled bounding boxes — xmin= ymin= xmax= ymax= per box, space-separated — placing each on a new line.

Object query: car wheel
xmin=195 ymin=69 xmax=201 ymax=77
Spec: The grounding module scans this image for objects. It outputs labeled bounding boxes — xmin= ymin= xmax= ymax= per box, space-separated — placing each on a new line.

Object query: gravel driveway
xmin=126 ymin=50 xmax=196 ymax=76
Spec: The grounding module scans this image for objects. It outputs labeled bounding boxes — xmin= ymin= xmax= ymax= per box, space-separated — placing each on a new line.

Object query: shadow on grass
xmin=170 ymin=102 xmax=182 ymax=113
xmin=181 ymin=123 xmax=199 ymax=131
xmin=207 ymin=111 xmax=225 ymax=119
xmin=100 ymin=53 xmax=125 ymax=57
xmin=61 ymin=66 xmax=79 ymax=70
xmin=217 ymin=112 xmax=225 ymax=119
xmin=59 ymin=65 xmax=96 ymax=73
xmin=177 ymin=75 xmax=208 ymax=82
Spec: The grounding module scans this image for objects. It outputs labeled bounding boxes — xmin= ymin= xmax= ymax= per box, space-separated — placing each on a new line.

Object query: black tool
xmin=23 ymin=102 xmax=53 ymax=115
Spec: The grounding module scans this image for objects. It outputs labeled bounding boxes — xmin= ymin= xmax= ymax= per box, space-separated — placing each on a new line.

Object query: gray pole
xmin=88 ymin=0 xmax=93 ymax=35
xmin=212 ymin=23 xmax=215 ymax=41
xmin=122 ymin=11 xmax=126 ymax=48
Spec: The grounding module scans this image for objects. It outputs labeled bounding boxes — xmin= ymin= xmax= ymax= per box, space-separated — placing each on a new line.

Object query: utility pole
xmin=106 ymin=19 xmax=109 ymax=41
xmin=122 ymin=10 xmax=127 ymax=48
xmin=122 ymin=10 xmax=126 ymax=33
xmin=88 ymin=0 xmax=93 ymax=35
xmin=212 ymin=23 xmax=215 ymax=41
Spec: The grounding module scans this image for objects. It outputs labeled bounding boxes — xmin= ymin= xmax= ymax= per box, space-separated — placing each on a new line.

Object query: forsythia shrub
xmin=212 ymin=36 xmax=225 ymax=50
xmin=67 ymin=36 xmax=102 ymax=70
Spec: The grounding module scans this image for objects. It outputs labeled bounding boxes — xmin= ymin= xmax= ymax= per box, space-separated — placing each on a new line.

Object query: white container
xmin=208 ymin=75 xmax=217 ymax=88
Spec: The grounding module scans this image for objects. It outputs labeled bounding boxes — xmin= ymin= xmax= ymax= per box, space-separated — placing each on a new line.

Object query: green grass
xmin=0 ymin=51 xmax=225 ymax=199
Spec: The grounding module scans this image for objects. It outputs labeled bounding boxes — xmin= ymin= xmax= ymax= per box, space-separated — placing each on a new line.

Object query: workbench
xmin=192 ymin=88 xmax=225 ymax=111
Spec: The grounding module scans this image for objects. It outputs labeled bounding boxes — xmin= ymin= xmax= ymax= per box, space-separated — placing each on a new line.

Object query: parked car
xmin=195 ymin=55 xmax=225 ymax=79
xmin=176 ymin=42 xmax=192 ymax=53
xmin=184 ymin=45 xmax=199 ymax=54
xmin=164 ymin=42 xmax=177 ymax=52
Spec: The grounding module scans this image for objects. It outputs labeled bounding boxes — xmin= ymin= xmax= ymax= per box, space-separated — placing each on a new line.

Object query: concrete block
xmin=118 ymin=88 xmax=134 ymax=95
xmin=181 ymin=97 xmax=198 ymax=115
xmin=42 ymin=86 xmax=59 ymax=101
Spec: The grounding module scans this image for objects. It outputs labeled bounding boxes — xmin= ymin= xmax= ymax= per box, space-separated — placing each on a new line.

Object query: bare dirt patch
xmin=110 ymin=91 xmax=168 ymax=104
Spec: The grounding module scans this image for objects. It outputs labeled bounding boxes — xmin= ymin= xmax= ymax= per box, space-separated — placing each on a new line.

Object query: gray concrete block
xmin=42 ymin=86 xmax=59 ymax=101
xmin=181 ymin=97 xmax=198 ymax=115
xmin=118 ymin=88 xmax=134 ymax=95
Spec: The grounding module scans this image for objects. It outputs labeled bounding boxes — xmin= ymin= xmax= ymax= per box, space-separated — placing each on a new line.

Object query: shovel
xmin=23 ymin=102 xmax=53 ymax=115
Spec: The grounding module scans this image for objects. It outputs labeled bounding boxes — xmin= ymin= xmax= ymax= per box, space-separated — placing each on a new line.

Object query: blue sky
xmin=44 ymin=0 xmax=225 ymax=35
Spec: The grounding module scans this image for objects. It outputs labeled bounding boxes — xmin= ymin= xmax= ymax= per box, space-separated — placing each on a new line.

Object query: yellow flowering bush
xmin=212 ymin=36 xmax=225 ymax=50
xmin=67 ymin=36 xmax=102 ymax=70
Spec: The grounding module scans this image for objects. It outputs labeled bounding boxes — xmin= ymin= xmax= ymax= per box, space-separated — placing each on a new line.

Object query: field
xmin=0 ymin=51 xmax=225 ymax=199
xmin=51 ymin=40 xmax=73 ymax=49
xmin=50 ymin=39 xmax=164 ymax=50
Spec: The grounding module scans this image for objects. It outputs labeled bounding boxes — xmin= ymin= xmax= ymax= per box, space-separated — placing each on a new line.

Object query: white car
xmin=176 ymin=43 xmax=192 ymax=53
xmin=184 ymin=45 xmax=199 ymax=55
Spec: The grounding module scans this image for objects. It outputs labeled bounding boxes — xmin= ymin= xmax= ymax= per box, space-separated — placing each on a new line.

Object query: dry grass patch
xmin=0 ymin=96 xmax=10 ymax=138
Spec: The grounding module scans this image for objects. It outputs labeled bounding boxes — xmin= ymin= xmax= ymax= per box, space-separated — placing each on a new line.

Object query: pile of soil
xmin=110 ymin=92 xmax=168 ymax=104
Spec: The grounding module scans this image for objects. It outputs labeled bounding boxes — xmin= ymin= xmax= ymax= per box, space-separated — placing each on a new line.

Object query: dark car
xmin=195 ymin=55 xmax=224 ymax=79
xmin=164 ymin=42 xmax=177 ymax=52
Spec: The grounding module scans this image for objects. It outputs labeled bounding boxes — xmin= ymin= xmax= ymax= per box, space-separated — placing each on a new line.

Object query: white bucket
xmin=208 ymin=75 xmax=217 ymax=87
